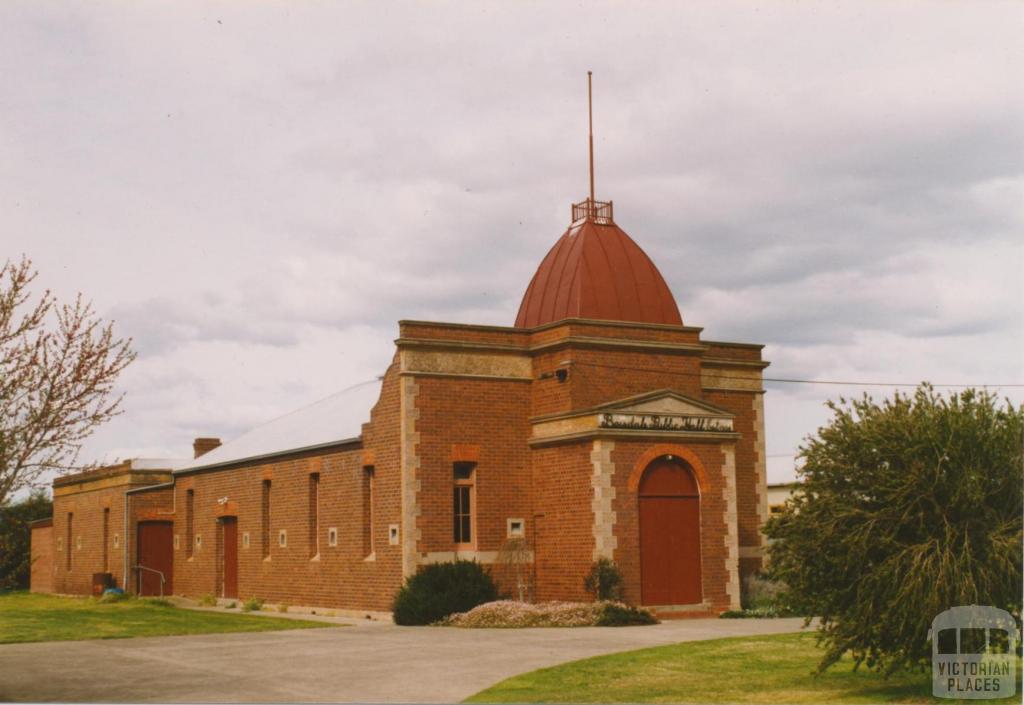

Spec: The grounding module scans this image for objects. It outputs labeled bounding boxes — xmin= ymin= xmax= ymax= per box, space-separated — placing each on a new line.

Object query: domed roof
xmin=515 ymin=204 xmax=683 ymax=328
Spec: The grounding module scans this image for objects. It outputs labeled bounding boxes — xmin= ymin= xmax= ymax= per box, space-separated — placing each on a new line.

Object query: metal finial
xmin=588 ymin=71 xmax=595 ymax=205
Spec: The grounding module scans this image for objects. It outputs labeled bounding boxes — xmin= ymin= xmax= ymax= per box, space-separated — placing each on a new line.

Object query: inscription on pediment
xmin=599 ymin=413 xmax=733 ymax=433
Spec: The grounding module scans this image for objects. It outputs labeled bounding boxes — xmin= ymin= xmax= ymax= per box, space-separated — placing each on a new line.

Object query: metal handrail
xmin=134 ymin=564 xmax=166 ymax=597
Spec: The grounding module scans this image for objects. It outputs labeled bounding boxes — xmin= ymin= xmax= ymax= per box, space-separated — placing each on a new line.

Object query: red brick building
xmin=34 ymin=196 xmax=769 ymax=617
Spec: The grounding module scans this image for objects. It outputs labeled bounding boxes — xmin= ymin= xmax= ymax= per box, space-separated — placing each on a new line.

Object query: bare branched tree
xmin=494 ymin=537 xmax=533 ymax=602
xmin=0 ymin=257 xmax=135 ymax=506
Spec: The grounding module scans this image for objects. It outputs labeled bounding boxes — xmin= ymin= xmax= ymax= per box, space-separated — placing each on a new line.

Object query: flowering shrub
xmin=438 ymin=600 xmax=657 ymax=628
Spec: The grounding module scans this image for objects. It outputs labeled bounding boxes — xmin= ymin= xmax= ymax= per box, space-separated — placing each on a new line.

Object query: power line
xmin=570 ymin=360 xmax=1024 ymax=389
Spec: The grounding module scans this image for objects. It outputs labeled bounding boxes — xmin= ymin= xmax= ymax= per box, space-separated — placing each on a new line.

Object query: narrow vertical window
xmin=102 ymin=508 xmax=110 ymax=572
xmin=363 ymin=467 xmax=375 ymax=556
xmin=309 ymin=472 xmax=320 ymax=558
xmin=453 ymin=463 xmax=476 ymax=547
xmin=261 ymin=480 xmax=271 ymax=559
xmin=66 ymin=513 xmax=73 ymax=571
xmin=186 ymin=489 xmax=195 ymax=558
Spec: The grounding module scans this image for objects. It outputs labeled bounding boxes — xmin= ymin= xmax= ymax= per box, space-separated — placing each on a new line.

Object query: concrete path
xmin=0 ymin=617 xmax=807 ymax=703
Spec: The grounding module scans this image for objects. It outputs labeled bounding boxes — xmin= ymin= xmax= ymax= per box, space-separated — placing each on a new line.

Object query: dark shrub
xmin=392 ymin=560 xmax=498 ymax=626
xmin=595 ymin=603 xmax=658 ymax=626
xmin=583 ymin=558 xmax=623 ymax=601
xmin=0 ymin=490 xmax=52 ymax=592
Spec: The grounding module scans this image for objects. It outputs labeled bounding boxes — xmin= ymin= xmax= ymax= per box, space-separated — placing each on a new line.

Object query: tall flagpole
xmin=588 ymin=71 xmax=595 ymax=206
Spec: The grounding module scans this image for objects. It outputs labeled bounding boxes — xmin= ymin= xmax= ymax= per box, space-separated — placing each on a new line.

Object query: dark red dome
xmin=515 ymin=218 xmax=683 ymax=328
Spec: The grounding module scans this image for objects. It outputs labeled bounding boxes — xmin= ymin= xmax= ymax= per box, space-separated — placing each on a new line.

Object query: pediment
xmin=597 ymin=390 xmax=734 ymax=419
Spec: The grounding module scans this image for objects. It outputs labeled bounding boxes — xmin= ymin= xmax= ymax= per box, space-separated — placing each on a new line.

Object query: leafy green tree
xmin=765 ymin=385 xmax=1023 ymax=674
xmin=0 ymin=489 xmax=53 ymax=591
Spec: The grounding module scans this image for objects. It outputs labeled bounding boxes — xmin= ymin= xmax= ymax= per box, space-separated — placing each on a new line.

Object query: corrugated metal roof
xmin=515 ymin=220 xmax=682 ymax=328
xmin=177 ymin=378 xmax=383 ymax=473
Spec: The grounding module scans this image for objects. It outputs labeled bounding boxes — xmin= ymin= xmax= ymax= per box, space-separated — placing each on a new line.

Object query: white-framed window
xmin=327 ymin=527 xmax=338 ymax=547
xmin=507 ymin=518 xmax=525 ymax=538
xmin=278 ymin=529 xmax=287 ymax=548
xmin=388 ymin=524 xmax=399 ymax=546
xmin=113 ymin=533 xmax=120 ymax=549
xmin=242 ymin=532 xmax=250 ymax=549
xmin=195 ymin=534 xmax=202 ymax=550
xmin=173 ymin=535 xmax=180 ymax=550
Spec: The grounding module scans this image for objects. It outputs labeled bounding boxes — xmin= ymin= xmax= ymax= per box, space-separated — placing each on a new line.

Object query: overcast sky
xmin=3 ymin=1 xmax=1022 ymax=491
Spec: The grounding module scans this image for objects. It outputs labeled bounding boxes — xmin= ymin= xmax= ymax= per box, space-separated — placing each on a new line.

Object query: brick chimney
xmin=193 ymin=437 xmax=222 ymax=459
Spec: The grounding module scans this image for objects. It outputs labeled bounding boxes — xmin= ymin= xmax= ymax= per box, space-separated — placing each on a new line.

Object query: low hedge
xmin=392 ymin=560 xmax=498 ymax=626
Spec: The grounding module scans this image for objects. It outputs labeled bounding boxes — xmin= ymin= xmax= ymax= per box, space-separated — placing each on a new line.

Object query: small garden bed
xmin=438 ymin=600 xmax=658 ymax=628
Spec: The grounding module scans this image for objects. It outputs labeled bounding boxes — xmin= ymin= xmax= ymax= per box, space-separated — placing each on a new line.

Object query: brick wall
xmin=51 ymin=467 xmax=172 ymax=595
xmin=412 ymin=375 xmax=532 ymax=563
xmin=532 ymin=442 xmax=594 ymax=602
xmin=29 ymin=522 xmax=53 ymax=593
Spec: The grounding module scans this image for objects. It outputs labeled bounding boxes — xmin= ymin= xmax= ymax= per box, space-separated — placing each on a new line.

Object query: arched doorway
xmin=638 ymin=456 xmax=702 ymax=605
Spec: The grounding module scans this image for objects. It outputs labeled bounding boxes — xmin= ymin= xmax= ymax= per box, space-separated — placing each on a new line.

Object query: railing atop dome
xmin=572 ymin=198 xmax=614 ymax=225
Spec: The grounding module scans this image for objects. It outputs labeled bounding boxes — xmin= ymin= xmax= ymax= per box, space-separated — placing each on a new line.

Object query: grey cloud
xmin=2 ymin=1 xmax=1021 ymax=482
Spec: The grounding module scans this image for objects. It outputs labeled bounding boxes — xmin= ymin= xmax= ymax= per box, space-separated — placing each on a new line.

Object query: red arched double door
xmin=638 ymin=456 xmax=702 ymax=605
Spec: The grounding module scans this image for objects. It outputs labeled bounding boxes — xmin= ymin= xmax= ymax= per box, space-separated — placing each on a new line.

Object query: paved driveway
xmin=0 ymin=617 xmax=806 ymax=703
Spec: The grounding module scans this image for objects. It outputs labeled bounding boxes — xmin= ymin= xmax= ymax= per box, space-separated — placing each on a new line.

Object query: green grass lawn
xmin=0 ymin=591 xmax=333 ymax=644
xmin=466 ymin=632 xmax=1023 ymax=704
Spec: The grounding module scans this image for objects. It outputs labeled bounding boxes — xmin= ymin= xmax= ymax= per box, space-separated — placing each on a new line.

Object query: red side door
xmin=136 ymin=521 xmax=173 ymax=596
xmin=222 ymin=517 xmax=238 ymax=599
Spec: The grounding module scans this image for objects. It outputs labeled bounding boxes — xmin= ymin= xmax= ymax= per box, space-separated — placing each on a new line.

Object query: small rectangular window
xmin=388 ymin=524 xmax=399 ymax=546
xmin=507 ymin=518 xmax=525 ymax=538
xmin=174 ymin=535 xmax=181 ymax=550
xmin=113 ymin=533 xmax=120 ymax=550
xmin=327 ymin=527 xmax=338 ymax=547
xmin=278 ymin=529 xmax=287 ymax=548
xmin=242 ymin=532 xmax=250 ymax=549
xmin=195 ymin=534 xmax=202 ymax=550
